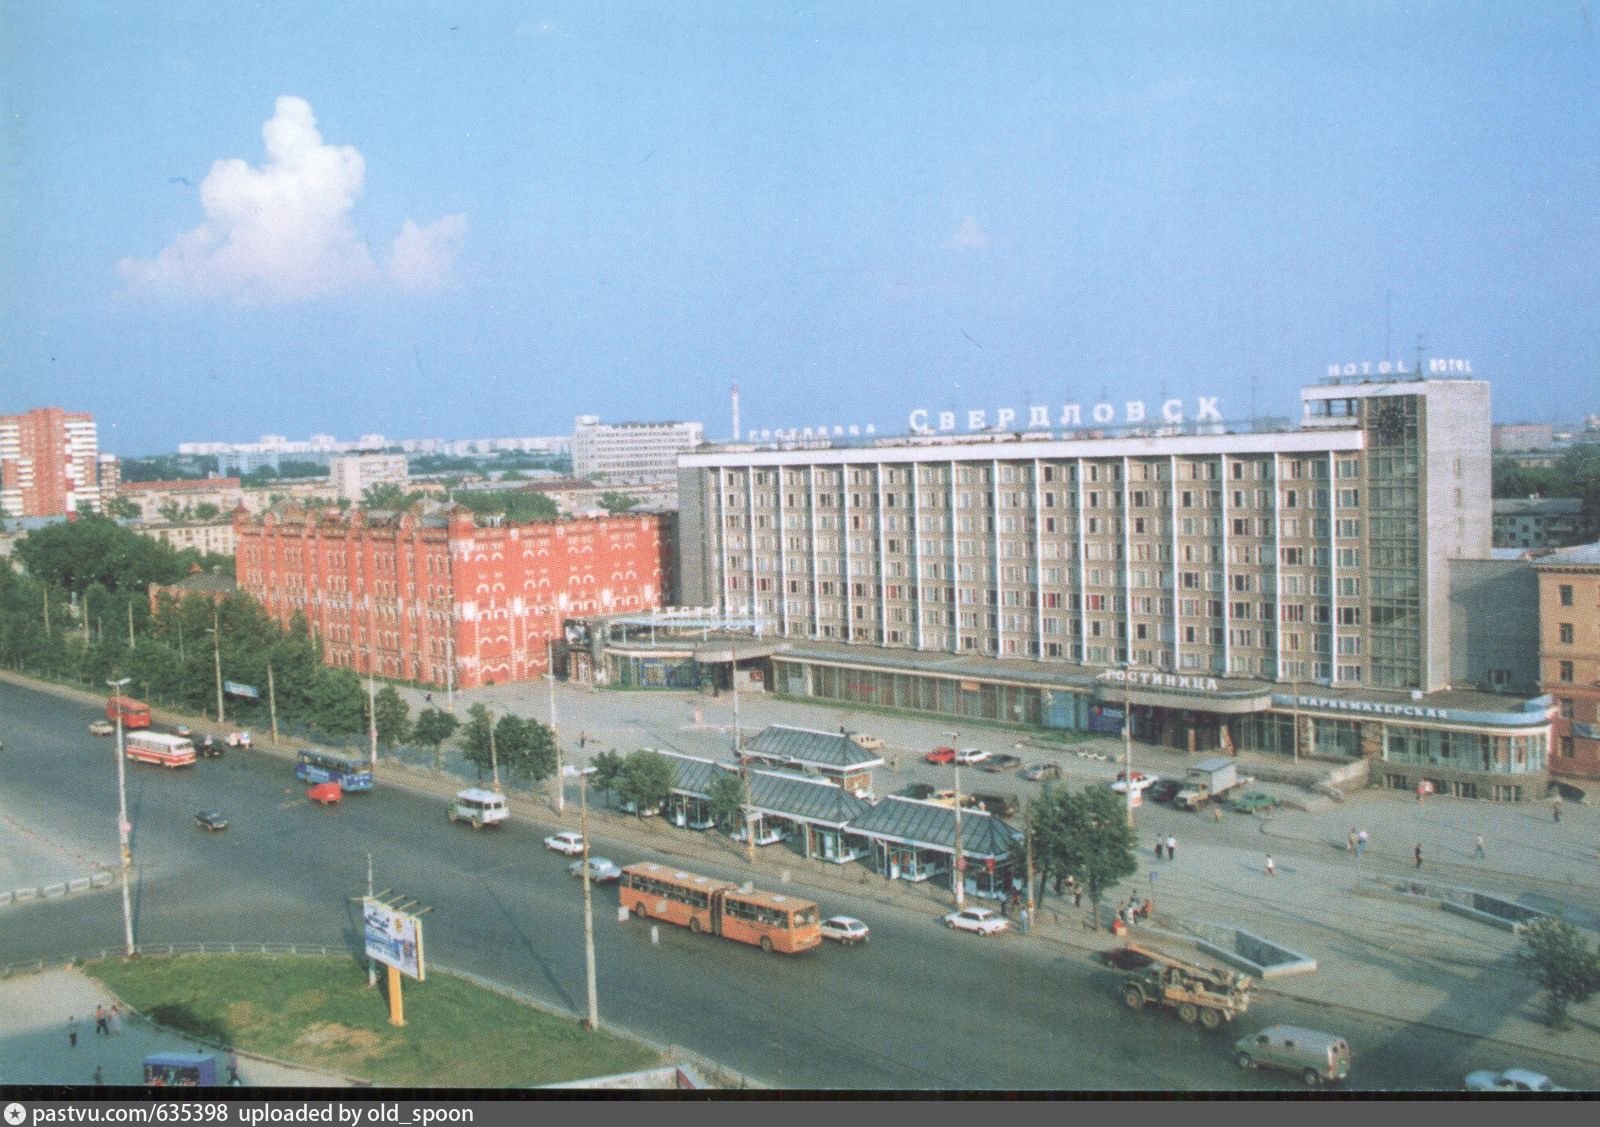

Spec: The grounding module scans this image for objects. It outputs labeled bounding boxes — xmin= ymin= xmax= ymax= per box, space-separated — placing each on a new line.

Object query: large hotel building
xmin=678 ymin=370 xmax=1556 ymax=801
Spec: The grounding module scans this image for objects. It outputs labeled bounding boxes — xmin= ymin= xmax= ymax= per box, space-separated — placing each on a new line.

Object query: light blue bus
xmin=295 ymin=749 xmax=374 ymax=792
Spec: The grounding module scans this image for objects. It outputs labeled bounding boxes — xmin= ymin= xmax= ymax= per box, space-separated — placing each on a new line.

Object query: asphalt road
xmin=0 ymin=678 xmax=1587 ymax=1091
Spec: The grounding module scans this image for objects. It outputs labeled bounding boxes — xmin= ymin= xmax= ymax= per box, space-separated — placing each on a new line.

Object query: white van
xmin=448 ymin=788 xmax=509 ymax=829
xmin=1234 ymin=1025 xmax=1350 ymax=1087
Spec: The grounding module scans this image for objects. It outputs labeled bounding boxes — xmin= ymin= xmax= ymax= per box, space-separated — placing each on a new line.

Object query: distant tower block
xmin=731 ymin=381 xmax=742 ymax=442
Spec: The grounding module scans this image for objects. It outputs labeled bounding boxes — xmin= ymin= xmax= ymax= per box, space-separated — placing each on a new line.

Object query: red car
xmin=307 ymin=781 xmax=343 ymax=805
xmin=925 ymin=746 xmax=958 ymax=764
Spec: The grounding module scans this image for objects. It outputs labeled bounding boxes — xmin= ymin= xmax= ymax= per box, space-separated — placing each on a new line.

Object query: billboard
xmin=1087 ymin=705 xmax=1124 ymax=734
xmin=363 ymin=897 xmax=425 ymax=981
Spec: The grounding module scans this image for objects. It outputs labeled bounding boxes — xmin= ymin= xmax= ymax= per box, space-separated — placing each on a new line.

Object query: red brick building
xmin=235 ymin=501 xmax=670 ymax=689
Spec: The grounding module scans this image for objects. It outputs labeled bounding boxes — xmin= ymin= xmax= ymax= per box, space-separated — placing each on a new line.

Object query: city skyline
xmin=5 ymin=3 xmax=1598 ymax=456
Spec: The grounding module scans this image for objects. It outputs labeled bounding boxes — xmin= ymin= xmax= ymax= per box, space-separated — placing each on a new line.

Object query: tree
xmin=615 ymin=749 xmax=674 ymax=817
xmin=1516 ymin=917 xmax=1600 ymax=1028
xmin=363 ymin=482 xmax=422 ymax=510
xmin=1028 ymin=784 xmax=1138 ymax=930
xmin=707 ymin=772 xmax=747 ymax=832
xmin=458 ymin=704 xmax=555 ymax=786
xmin=104 ymin=495 xmax=141 ymax=520
xmin=372 ymin=685 xmax=412 ymax=749
xmin=590 ymin=749 xmax=625 ymax=807
xmin=598 ymin=491 xmax=640 ymax=515
xmin=413 ymin=707 xmax=459 ymax=772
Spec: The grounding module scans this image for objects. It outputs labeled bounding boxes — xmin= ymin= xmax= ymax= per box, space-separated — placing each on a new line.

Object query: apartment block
xmin=0 ymin=407 xmax=101 ymax=517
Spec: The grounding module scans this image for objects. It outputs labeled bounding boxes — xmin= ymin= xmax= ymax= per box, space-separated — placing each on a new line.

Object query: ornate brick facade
xmin=235 ymin=502 xmax=668 ymax=689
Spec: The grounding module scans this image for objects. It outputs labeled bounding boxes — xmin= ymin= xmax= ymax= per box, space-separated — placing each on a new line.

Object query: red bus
xmin=106 ymin=696 xmax=152 ymax=730
xmin=619 ymin=863 xmax=822 ymax=954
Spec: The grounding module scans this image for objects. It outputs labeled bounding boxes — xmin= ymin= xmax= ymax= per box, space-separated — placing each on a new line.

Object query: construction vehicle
xmin=1173 ymin=756 xmax=1246 ymax=810
xmin=1117 ymin=941 xmax=1254 ymax=1030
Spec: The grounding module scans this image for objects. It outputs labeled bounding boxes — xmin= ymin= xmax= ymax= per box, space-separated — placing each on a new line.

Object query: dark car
xmin=1147 ymin=778 xmax=1182 ymax=804
xmin=972 ymin=792 xmax=1020 ymax=818
xmin=899 ymin=783 xmax=937 ymax=801
xmin=1021 ymin=763 xmax=1062 ymax=782
xmin=195 ymin=810 xmax=229 ymax=832
xmin=1099 ymin=946 xmax=1155 ymax=971
xmin=197 ymin=734 xmax=224 ymax=758
xmin=980 ymin=753 xmax=1023 ymax=773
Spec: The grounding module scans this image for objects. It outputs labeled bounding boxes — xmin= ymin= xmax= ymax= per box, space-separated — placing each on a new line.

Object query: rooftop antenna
xmin=1414 ymin=333 xmax=1428 ymax=379
xmin=1384 ymin=289 xmax=1393 ymax=363
xmin=731 ymin=381 xmax=741 ymax=442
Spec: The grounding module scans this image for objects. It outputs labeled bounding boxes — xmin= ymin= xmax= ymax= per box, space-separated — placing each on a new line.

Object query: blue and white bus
xmin=295 ymin=749 xmax=374 ymax=792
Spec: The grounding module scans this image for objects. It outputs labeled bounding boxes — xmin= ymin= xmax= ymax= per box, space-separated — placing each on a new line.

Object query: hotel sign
xmin=908 ymin=397 xmax=1224 ymax=435
xmin=1326 ymin=358 xmax=1473 ymax=378
xmin=1098 ymin=669 xmax=1220 ymax=693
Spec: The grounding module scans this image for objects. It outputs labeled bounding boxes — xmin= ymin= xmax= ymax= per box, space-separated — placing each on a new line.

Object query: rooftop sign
xmin=909 ymin=397 xmax=1224 ymax=435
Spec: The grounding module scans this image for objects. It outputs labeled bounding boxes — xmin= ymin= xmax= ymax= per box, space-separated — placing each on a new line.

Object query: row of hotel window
xmin=724 ymin=487 xmax=1383 ymax=512
xmin=724 ymin=538 xmax=1382 ymax=570
xmin=726 ymin=514 xmax=1388 ymax=541
xmin=726 ymin=458 xmax=1367 ymax=489
xmin=730 ymin=571 xmax=1379 ymax=601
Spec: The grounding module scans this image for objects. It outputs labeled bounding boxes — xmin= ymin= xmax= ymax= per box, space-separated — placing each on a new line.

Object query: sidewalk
xmin=0 ymin=966 xmax=350 ymax=1088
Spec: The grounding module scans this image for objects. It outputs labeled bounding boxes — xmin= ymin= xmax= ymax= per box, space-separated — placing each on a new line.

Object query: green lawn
xmin=84 ymin=954 xmax=661 ymax=1087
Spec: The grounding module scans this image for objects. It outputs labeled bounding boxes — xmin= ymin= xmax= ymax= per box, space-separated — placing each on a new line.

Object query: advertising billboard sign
xmin=363 ymin=897 xmax=425 ymax=981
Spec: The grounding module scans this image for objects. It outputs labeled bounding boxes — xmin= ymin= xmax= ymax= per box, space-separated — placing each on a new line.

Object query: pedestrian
xmin=1212 ymin=803 xmax=1222 ymax=822
xmin=228 ymin=1052 xmax=240 ymax=1085
xmin=95 ymin=1004 xmax=108 ymax=1036
xmin=578 ymin=730 xmax=587 ymax=749
xmin=1071 ymin=880 xmax=1083 ymax=909
xmin=109 ymin=1004 xmax=123 ymax=1034
xmin=93 ymin=1065 xmax=103 ymax=1086
xmin=1347 ymin=829 xmax=1357 ymax=854
xmin=1414 ymin=843 xmax=1423 ymax=870
xmin=1474 ymin=833 xmax=1485 ymax=859
xmin=1264 ymin=854 xmax=1275 ymax=877
xmin=1553 ymin=796 xmax=1562 ymax=823
xmin=1356 ymin=829 xmax=1369 ymax=858
xmin=68 ymin=1014 xmax=79 ymax=1048
xmin=1166 ymin=834 xmax=1176 ymax=861
xmin=424 ymin=692 xmax=432 ymax=704
xmin=1155 ymin=837 xmax=1165 ymax=861
xmin=1020 ymin=906 xmax=1031 ymax=934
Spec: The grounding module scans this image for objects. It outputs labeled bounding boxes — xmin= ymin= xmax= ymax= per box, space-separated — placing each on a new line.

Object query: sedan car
xmin=980 ymin=753 xmax=1023 ymax=773
xmin=925 ymin=746 xmax=958 ymax=765
xmin=174 ymin=724 xmax=193 ymax=737
xmin=1230 ymin=791 xmax=1279 ymax=814
xmin=1110 ymin=771 xmax=1159 ymax=794
xmin=820 ymin=916 xmax=871 ymax=945
xmin=849 ymin=733 xmax=885 ymax=751
xmin=1463 ymin=1069 xmax=1568 ymax=1093
xmin=543 ymin=831 xmax=586 ymax=855
xmin=197 ymin=735 xmax=224 ymax=758
xmin=899 ymin=783 xmax=937 ymax=801
xmin=944 ymin=907 xmax=1009 ymax=936
xmin=88 ymin=720 xmax=116 ymax=736
xmin=954 ymin=748 xmax=990 ymax=766
xmin=1098 ymin=946 xmax=1155 ymax=971
xmin=306 ymin=781 xmax=342 ymax=805
xmin=1021 ymin=763 xmax=1062 ymax=782
xmin=194 ymin=809 xmax=229 ymax=832
xmin=568 ymin=857 xmax=622 ymax=883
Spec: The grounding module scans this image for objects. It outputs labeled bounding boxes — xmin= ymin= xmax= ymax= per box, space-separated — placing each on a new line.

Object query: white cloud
xmin=119 ymin=96 xmax=465 ymax=304
xmin=950 ymin=216 xmax=990 ymax=250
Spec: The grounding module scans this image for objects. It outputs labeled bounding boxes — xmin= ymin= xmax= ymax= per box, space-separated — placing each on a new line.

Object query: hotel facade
xmin=678 ymin=371 xmax=1555 ymax=801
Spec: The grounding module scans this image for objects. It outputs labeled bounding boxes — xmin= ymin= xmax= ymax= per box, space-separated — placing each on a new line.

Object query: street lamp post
xmin=209 ymin=609 xmax=225 ymax=725
xmin=547 ymin=637 xmax=563 ymax=815
xmin=107 ymin=677 xmax=135 ymax=956
xmin=944 ymin=731 xmax=964 ymax=909
xmin=1121 ymin=662 xmax=1135 ymax=828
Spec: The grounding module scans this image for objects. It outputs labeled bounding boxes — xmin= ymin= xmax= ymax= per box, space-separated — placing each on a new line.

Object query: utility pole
xmin=579 ymin=769 xmax=599 ymax=1030
xmin=108 ymin=677 xmax=135 ymax=956
xmin=1024 ymin=798 xmax=1037 ymax=916
xmin=127 ymin=602 xmax=135 ymax=649
xmin=445 ymin=613 xmax=455 ymax=714
xmin=1122 ymin=663 xmax=1135 ymax=828
xmin=952 ymin=759 xmax=965 ymax=909
xmin=211 ymin=608 xmax=225 ymax=726
xmin=548 ymin=637 xmax=563 ymax=814
xmin=367 ymin=669 xmax=378 ymax=771
xmin=488 ymin=710 xmax=500 ymax=792
xmin=267 ymin=664 xmax=279 ymax=746
xmin=734 ymin=649 xmax=754 ymax=865
xmin=366 ymin=853 xmax=377 ymax=987
xmin=1291 ymin=674 xmax=1300 ymax=766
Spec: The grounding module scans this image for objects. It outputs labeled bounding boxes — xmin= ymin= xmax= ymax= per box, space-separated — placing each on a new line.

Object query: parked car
xmin=543 ymin=831 xmax=585 ymax=855
xmin=944 ymin=907 xmax=1009 ymax=936
xmin=1099 ymin=946 xmax=1155 ymax=971
xmin=1021 ymin=763 xmax=1062 ymax=782
xmin=1147 ymin=778 xmax=1182 ymax=804
xmin=197 ymin=734 xmax=224 ymax=758
xmin=980 ymin=753 xmax=1023 ymax=773
xmin=174 ymin=724 xmax=193 ymax=738
xmin=972 ymin=792 xmax=1020 ymax=818
xmin=1111 ymin=771 xmax=1158 ymax=794
xmin=1230 ymin=791 xmax=1279 ymax=814
xmin=899 ymin=783 xmax=937 ymax=801
xmin=954 ymin=748 xmax=990 ymax=766
xmin=88 ymin=720 xmax=116 ymax=736
xmin=194 ymin=809 xmax=229 ymax=832
xmin=820 ymin=916 xmax=870 ymax=945
xmin=569 ymin=857 xmax=622 ymax=883
xmin=1235 ymin=1025 xmax=1351 ymax=1087
xmin=849 ymin=733 xmax=885 ymax=751
xmin=930 ymin=789 xmax=984 ymax=810
xmin=1463 ymin=1069 xmax=1568 ymax=1093
xmin=226 ymin=730 xmax=252 ymax=749
xmin=925 ymin=746 xmax=958 ymax=764
xmin=306 ymin=781 xmax=342 ymax=805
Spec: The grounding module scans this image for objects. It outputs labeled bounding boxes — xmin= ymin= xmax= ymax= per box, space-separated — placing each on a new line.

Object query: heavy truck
xmin=1118 ymin=941 xmax=1254 ymax=1030
xmin=1173 ymin=756 xmax=1247 ymax=810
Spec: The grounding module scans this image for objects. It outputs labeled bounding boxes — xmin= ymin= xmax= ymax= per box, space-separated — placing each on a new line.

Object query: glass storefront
xmin=1383 ymin=725 xmax=1547 ymax=774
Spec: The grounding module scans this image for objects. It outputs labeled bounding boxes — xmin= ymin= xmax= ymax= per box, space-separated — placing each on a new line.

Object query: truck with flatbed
xmin=1173 ymin=756 xmax=1247 ymax=810
xmin=1117 ymin=941 xmax=1253 ymax=1029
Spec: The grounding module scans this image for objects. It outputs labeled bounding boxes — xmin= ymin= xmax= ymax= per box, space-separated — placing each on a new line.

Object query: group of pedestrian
xmin=1153 ymin=834 xmax=1177 ymax=861
xmin=1344 ymin=828 xmax=1370 ymax=858
xmin=69 ymin=1004 xmax=124 ymax=1048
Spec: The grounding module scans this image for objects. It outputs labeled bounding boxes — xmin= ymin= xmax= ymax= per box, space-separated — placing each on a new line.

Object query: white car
xmin=88 ymin=720 xmax=116 ymax=736
xmin=944 ymin=907 xmax=1009 ymax=936
xmin=820 ymin=916 xmax=870 ymax=945
xmin=543 ymin=831 xmax=585 ymax=856
xmin=569 ymin=857 xmax=622 ymax=883
xmin=1110 ymin=771 xmax=1159 ymax=794
xmin=849 ymin=733 xmax=885 ymax=751
xmin=954 ymin=748 xmax=990 ymax=766
xmin=1463 ymin=1069 xmax=1567 ymax=1093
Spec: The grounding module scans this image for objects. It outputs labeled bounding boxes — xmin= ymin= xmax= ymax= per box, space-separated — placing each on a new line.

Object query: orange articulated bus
xmin=619 ymin=862 xmax=823 ymax=954
xmin=106 ymin=696 xmax=152 ymax=730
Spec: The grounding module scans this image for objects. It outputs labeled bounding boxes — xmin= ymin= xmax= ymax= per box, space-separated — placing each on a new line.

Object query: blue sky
xmin=3 ymin=2 xmax=1597 ymax=456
